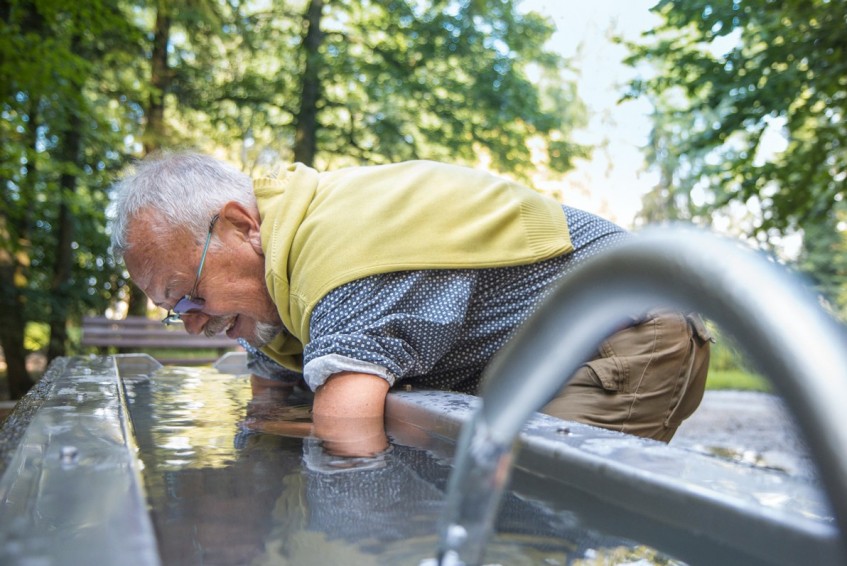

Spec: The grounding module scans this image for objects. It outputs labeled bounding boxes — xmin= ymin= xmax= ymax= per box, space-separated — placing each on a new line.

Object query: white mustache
xmin=253 ymin=322 xmax=283 ymax=347
xmin=204 ymin=316 xmax=235 ymax=337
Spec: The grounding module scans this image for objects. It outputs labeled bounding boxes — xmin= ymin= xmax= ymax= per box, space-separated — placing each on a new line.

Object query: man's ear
xmin=219 ymin=201 xmax=264 ymax=254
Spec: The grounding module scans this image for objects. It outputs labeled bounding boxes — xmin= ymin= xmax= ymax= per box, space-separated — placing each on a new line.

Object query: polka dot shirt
xmin=246 ymin=206 xmax=628 ymax=393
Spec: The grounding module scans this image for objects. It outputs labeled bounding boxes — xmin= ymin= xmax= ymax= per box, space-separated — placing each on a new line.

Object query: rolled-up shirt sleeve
xmin=303 ymin=270 xmax=476 ymax=391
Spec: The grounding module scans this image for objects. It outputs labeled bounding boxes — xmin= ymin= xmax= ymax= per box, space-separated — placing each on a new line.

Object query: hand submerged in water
xmin=311 ymin=414 xmax=389 ymax=458
xmin=242 ymin=373 xmax=389 ymax=458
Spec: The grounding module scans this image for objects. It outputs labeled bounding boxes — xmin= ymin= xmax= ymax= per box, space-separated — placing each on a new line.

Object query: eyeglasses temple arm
xmin=188 ymin=214 xmax=220 ymax=296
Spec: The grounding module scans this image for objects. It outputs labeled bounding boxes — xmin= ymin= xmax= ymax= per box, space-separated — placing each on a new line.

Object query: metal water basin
xmin=0 ymin=353 xmax=840 ymax=565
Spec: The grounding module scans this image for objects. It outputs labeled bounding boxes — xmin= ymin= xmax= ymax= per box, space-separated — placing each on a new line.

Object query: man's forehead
xmin=124 ymin=246 xmax=193 ymax=308
xmin=126 ymin=211 xmax=192 ymax=255
xmin=124 ymin=222 xmax=164 ymax=274
xmin=123 ymin=244 xmax=161 ymax=291
xmin=126 ymin=208 xmax=168 ymax=241
xmin=124 ymin=216 xmax=191 ymax=296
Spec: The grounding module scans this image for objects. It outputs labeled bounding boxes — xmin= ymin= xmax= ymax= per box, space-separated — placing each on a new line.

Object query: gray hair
xmin=110 ymin=151 xmax=255 ymax=260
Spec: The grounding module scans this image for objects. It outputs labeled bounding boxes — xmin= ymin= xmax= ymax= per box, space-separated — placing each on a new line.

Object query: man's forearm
xmin=311 ymin=372 xmax=390 ymax=456
xmin=313 ymin=371 xmax=389 ymax=418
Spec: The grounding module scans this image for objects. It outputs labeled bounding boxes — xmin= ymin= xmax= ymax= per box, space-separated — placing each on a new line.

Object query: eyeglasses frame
xmin=162 ymin=214 xmax=220 ymax=325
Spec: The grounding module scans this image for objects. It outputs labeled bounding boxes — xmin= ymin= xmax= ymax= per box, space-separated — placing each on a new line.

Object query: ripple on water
xmin=124 ymin=366 xmax=685 ymax=566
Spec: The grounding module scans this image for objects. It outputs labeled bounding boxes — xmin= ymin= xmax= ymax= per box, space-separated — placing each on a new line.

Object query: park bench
xmin=81 ymin=316 xmax=241 ymax=365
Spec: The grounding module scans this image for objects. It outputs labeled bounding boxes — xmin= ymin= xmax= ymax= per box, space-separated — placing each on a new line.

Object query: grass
xmin=702 ymin=325 xmax=772 ymax=393
xmin=706 ymin=368 xmax=770 ymax=392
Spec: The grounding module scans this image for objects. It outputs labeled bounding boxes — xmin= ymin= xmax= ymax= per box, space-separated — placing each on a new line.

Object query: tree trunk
xmin=0 ymin=0 xmax=41 ymax=398
xmin=126 ymin=283 xmax=149 ymax=317
xmin=143 ymin=4 xmax=170 ymax=156
xmin=0 ymin=300 xmax=31 ymax=399
xmin=127 ymin=2 xmax=172 ymax=318
xmin=0 ymin=103 xmax=35 ymax=398
xmin=46 ymin=186 xmax=73 ymax=362
xmin=0 ymin=183 xmax=31 ymax=398
xmin=293 ymin=0 xmax=324 ymax=166
xmin=46 ymin=88 xmax=82 ymax=362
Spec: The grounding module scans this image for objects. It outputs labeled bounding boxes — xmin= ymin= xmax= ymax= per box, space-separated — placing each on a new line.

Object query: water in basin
xmin=123 ymin=365 xmax=685 ymax=565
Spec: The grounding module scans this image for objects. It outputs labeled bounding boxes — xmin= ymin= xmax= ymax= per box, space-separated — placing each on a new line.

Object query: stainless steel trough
xmin=0 ymin=351 xmax=840 ymax=565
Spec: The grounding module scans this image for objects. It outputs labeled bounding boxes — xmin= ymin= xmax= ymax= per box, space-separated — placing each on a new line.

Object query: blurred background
xmin=1 ymin=0 xmax=844 ymax=401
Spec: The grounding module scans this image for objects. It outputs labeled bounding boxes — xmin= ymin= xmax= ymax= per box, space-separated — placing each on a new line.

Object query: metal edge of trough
xmin=2 ymin=353 xmax=839 ymax=564
xmin=0 ymin=355 xmax=161 ymax=566
xmin=385 ymin=389 xmax=844 ymax=566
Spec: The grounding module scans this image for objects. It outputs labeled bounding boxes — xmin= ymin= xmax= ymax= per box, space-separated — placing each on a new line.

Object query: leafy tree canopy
xmin=625 ymin=0 xmax=846 ymax=247
xmin=171 ymin=0 xmax=588 ymax=177
xmin=1 ymin=0 xmax=140 ymax=318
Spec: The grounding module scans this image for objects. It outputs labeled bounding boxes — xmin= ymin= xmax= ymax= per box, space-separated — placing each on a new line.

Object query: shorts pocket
xmin=583 ymin=354 xmax=627 ymax=392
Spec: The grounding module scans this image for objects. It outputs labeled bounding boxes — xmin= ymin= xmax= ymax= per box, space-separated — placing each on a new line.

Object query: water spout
xmin=437 ymin=227 xmax=847 ymax=565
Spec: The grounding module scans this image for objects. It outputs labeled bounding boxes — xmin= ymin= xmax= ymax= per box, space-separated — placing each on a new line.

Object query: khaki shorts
xmin=541 ymin=311 xmax=712 ymax=442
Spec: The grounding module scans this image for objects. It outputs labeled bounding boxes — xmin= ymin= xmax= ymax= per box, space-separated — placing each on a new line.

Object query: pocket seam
xmin=585 ymin=355 xmax=627 ymax=392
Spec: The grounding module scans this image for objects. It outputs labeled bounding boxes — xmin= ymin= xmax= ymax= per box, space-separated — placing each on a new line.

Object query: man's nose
xmin=181 ymin=313 xmax=209 ymax=335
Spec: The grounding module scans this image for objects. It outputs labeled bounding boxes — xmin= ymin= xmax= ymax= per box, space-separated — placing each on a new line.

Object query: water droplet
xmin=60 ymin=445 xmax=78 ymax=466
xmin=445 ymin=524 xmax=467 ymax=546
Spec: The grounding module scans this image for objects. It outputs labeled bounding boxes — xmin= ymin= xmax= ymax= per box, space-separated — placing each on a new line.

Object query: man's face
xmin=123 ymin=207 xmax=283 ymax=347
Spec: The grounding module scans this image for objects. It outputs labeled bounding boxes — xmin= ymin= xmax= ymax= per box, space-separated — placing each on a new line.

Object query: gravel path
xmin=672 ymin=390 xmax=817 ymax=481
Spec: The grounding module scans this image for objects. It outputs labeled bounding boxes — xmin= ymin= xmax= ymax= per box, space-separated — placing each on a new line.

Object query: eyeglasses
xmin=162 ymin=214 xmax=220 ymax=325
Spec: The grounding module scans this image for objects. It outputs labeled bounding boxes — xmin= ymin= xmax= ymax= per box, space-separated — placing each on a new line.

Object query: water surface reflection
xmin=124 ymin=366 xmax=682 ymax=565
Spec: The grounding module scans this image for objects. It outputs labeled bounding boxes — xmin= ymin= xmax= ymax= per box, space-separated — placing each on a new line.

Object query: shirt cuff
xmin=304 ymin=353 xmax=396 ymax=391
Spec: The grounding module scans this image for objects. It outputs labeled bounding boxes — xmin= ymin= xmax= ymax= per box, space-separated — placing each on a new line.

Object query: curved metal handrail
xmin=437 ymin=227 xmax=847 ymax=565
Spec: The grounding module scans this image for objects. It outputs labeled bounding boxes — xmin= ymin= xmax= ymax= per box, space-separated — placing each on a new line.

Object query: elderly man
xmin=111 ymin=151 xmax=711 ymax=450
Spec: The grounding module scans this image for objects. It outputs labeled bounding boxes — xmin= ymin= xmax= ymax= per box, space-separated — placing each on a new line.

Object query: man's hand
xmin=241 ymin=374 xmax=313 ymax=438
xmin=312 ymin=372 xmax=390 ymax=456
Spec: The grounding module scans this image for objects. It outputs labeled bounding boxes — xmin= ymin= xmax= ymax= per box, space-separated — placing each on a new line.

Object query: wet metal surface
xmin=0 ymin=353 xmax=841 ymax=565
xmin=390 ymin=390 xmax=840 ymax=566
xmin=0 ymin=355 xmax=159 ymax=566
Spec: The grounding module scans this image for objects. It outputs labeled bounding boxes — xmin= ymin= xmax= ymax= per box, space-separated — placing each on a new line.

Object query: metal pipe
xmin=438 ymin=227 xmax=847 ymax=565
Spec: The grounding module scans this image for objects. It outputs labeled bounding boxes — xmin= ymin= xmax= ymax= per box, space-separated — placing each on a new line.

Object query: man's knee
xmin=540 ymin=311 xmax=712 ymax=442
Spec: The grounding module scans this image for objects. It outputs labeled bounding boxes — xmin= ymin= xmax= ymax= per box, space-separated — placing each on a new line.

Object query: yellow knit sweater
xmin=256 ymin=160 xmax=572 ymax=371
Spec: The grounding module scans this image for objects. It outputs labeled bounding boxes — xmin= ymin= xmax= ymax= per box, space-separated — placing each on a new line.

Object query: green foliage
xmin=170 ymin=0 xmax=588 ymax=177
xmin=628 ymin=0 xmax=846 ymax=232
xmin=24 ymin=322 xmax=50 ymax=352
xmin=795 ymin=201 xmax=847 ymax=320
xmin=705 ymin=323 xmax=769 ymax=391
xmin=1 ymin=0 xmax=144 ymax=394
xmin=1 ymin=0 xmax=139 ymax=320
xmin=625 ymin=0 xmax=847 ymax=314
xmin=706 ymin=369 xmax=769 ymax=392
